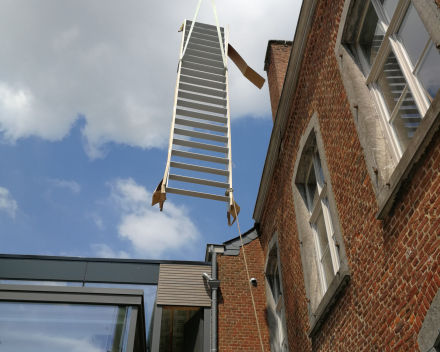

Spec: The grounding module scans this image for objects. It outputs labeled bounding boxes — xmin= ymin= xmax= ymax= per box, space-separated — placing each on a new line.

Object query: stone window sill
xmin=376 ymin=92 xmax=440 ymax=220
xmin=308 ymin=269 xmax=351 ymax=338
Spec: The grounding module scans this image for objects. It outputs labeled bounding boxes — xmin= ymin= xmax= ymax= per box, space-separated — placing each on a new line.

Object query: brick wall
xmin=217 ymin=239 xmax=270 ymax=352
xmin=265 ymin=42 xmax=292 ymax=122
xmin=258 ymin=0 xmax=440 ymax=351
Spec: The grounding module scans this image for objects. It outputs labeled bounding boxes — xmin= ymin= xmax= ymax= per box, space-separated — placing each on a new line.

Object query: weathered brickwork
xmin=255 ymin=0 xmax=440 ymax=351
xmin=217 ymin=239 xmax=270 ymax=352
xmin=266 ymin=42 xmax=292 ymax=121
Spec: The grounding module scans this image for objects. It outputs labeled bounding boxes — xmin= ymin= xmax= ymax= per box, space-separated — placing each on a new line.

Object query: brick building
xmin=211 ymin=0 xmax=440 ymax=351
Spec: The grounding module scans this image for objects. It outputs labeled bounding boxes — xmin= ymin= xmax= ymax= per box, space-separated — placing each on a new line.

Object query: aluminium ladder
xmin=160 ymin=19 xmax=233 ymax=206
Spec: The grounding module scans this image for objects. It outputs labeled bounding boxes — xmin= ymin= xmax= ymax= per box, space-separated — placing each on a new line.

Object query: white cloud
xmin=0 ymin=186 xmax=18 ymax=218
xmin=0 ymin=0 xmax=300 ymax=158
xmin=91 ymin=243 xmax=131 ymax=259
xmin=108 ymin=178 xmax=200 ymax=259
xmin=49 ymin=179 xmax=81 ymax=193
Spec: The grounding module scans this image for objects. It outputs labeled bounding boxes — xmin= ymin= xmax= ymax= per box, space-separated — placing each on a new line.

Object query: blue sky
xmin=0 ymin=0 xmax=300 ymax=261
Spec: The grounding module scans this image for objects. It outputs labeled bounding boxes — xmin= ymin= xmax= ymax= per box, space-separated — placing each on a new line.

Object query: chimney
xmin=264 ymin=40 xmax=292 ymax=122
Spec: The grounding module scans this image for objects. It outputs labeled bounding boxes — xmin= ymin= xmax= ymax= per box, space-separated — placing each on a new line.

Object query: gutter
xmin=253 ymin=0 xmax=319 ymax=222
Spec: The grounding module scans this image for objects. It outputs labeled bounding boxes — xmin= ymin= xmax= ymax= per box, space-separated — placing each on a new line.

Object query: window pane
xmin=321 ymin=249 xmax=335 ymax=288
xmin=160 ymin=308 xmax=201 ymax=352
xmin=391 ymin=89 xmax=422 ymax=151
xmin=0 ymin=302 xmax=131 ymax=352
xmin=382 ymin=0 xmax=399 ymax=20
xmin=359 ymin=2 xmax=386 ymax=68
xmin=417 ymin=43 xmax=440 ymax=102
xmin=398 ymin=3 xmax=430 ymax=67
xmin=316 ymin=212 xmax=329 ymax=253
xmin=306 ymin=166 xmax=319 ymax=211
xmin=377 ymin=51 xmax=407 ymax=115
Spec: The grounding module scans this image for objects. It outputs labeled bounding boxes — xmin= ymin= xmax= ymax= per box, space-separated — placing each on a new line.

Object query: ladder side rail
xmin=225 ymin=25 xmax=233 ymax=192
xmin=163 ymin=21 xmax=187 ymax=190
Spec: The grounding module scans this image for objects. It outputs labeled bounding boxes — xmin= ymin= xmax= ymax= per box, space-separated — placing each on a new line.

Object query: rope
xmin=180 ymin=0 xmax=203 ymax=61
xmin=234 ymin=197 xmax=265 ymax=352
xmin=210 ymin=0 xmax=227 ymax=69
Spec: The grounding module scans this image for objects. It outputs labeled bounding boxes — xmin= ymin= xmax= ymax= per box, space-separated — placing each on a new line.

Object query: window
xmin=265 ymin=241 xmax=287 ymax=352
xmin=0 ymin=284 xmax=146 ymax=352
xmin=304 ymin=146 xmax=340 ymax=294
xmin=356 ymin=0 xmax=440 ymax=160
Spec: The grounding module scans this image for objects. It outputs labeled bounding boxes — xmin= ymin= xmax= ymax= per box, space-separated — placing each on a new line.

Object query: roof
xmin=204 ymin=225 xmax=260 ymax=261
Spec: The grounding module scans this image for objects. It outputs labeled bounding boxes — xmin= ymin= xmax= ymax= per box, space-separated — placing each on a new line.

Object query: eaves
xmin=253 ymin=0 xmax=319 ymax=222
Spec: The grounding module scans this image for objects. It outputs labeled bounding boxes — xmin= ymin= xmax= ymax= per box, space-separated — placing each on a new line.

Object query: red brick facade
xmin=216 ymin=239 xmax=270 ymax=352
xmin=265 ymin=42 xmax=292 ymax=122
xmin=257 ymin=0 xmax=440 ymax=350
xmin=218 ymin=0 xmax=440 ymax=351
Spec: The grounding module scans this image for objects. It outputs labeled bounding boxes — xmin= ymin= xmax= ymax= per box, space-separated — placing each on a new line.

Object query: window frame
xmin=305 ymin=146 xmax=340 ymax=294
xmin=0 ymin=283 xmax=146 ymax=352
xmin=356 ymin=0 xmax=435 ymax=161
xmin=264 ymin=235 xmax=288 ymax=352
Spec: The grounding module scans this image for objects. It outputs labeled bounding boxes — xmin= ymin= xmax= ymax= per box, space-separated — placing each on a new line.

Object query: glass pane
xmin=0 ymin=302 xmax=131 ymax=352
xmin=84 ymin=282 xmax=157 ymax=350
xmin=159 ymin=308 xmax=201 ymax=352
xmin=306 ymin=166 xmax=319 ymax=211
xmin=0 ymin=280 xmax=82 ymax=286
xmin=359 ymin=2 xmax=386 ymax=68
xmin=321 ymin=249 xmax=335 ymax=288
xmin=398 ymin=3 xmax=430 ymax=67
xmin=417 ymin=43 xmax=440 ymax=102
xmin=313 ymin=152 xmax=324 ymax=185
xmin=316 ymin=212 xmax=329 ymax=253
xmin=391 ymin=89 xmax=422 ymax=151
xmin=377 ymin=51 xmax=407 ymax=115
xmin=382 ymin=0 xmax=399 ymax=20
xmin=273 ymin=266 xmax=281 ymax=302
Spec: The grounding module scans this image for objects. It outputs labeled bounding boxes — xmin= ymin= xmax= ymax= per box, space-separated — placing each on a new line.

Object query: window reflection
xmin=417 ymin=44 xmax=440 ymax=102
xmin=159 ymin=307 xmax=202 ymax=352
xmin=398 ymin=3 xmax=430 ymax=67
xmin=84 ymin=282 xmax=157 ymax=347
xmin=0 ymin=302 xmax=131 ymax=352
xmin=359 ymin=2 xmax=386 ymax=68
xmin=377 ymin=51 xmax=407 ymax=114
xmin=391 ymin=89 xmax=422 ymax=151
xmin=381 ymin=0 xmax=399 ymax=20
xmin=0 ymin=280 xmax=82 ymax=287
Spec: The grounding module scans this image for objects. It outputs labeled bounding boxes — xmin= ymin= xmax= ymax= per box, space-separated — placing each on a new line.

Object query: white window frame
xmin=355 ymin=0 xmax=435 ymax=162
xmin=305 ymin=146 xmax=340 ymax=294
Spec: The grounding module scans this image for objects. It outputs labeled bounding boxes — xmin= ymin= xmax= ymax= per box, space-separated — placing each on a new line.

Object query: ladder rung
xmin=172 ymin=149 xmax=229 ymax=164
xmin=175 ymin=117 xmax=227 ymax=133
xmin=182 ymin=60 xmax=225 ymax=76
xmin=186 ymin=48 xmax=223 ymax=62
xmin=186 ymin=20 xmax=225 ymax=34
xmin=169 ymin=174 xmax=230 ymax=189
xmin=180 ymin=75 xmax=226 ymax=90
xmin=166 ymin=187 xmax=229 ymax=202
xmin=179 ymin=83 xmax=226 ymax=99
xmin=181 ymin=67 xmax=225 ymax=84
xmin=187 ymin=42 xmax=222 ymax=56
xmin=176 ymin=109 xmax=227 ymax=124
xmin=177 ymin=99 xmax=227 ymax=115
xmin=178 ymin=91 xmax=226 ymax=107
xmin=174 ymin=128 xmax=228 ymax=143
xmin=185 ymin=32 xmax=224 ymax=46
xmin=184 ymin=55 xmax=224 ymax=69
xmin=170 ymin=161 xmax=229 ymax=176
xmin=184 ymin=36 xmax=222 ymax=50
xmin=173 ymin=138 xmax=228 ymax=154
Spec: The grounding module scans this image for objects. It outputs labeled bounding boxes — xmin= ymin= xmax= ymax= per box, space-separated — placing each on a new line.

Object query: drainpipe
xmin=210 ymin=245 xmax=220 ymax=352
